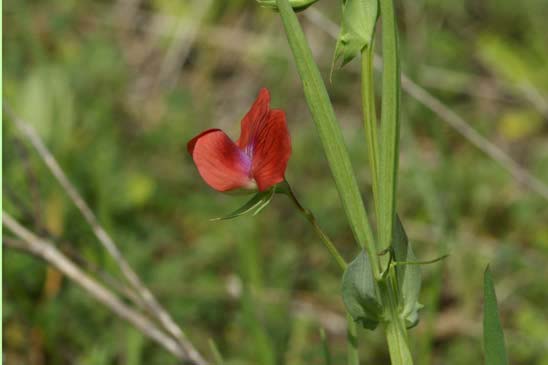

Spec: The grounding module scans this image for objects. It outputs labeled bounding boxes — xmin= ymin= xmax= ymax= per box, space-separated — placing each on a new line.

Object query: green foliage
xmin=257 ymin=0 xmax=320 ymax=12
xmin=333 ymin=0 xmax=378 ymax=69
xmin=320 ymin=329 xmax=332 ymax=365
xmin=208 ymin=339 xmax=225 ymax=365
xmin=483 ymin=267 xmax=509 ymax=365
xmin=392 ymin=218 xmax=423 ymax=329
xmin=341 ymin=251 xmax=382 ymax=329
xmin=210 ymin=188 xmax=275 ymax=221
xmin=3 ymin=0 xmax=548 ymax=364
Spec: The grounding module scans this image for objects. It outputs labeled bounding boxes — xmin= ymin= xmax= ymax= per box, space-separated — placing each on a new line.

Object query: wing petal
xmin=188 ymin=129 xmax=254 ymax=192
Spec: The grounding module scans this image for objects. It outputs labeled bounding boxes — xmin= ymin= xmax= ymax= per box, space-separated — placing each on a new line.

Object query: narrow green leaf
xmin=483 ymin=267 xmax=509 ymax=365
xmin=333 ymin=0 xmax=379 ymax=69
xmin=320 ymin=328 xmax=333 ymax=365
xmin=392 ymin=217 xmax=422 ymax=328
xmin=208 ymin=339 xmax=225 ymax=365
xmin=285 ymin=318 xmax=310 ymax=365
xmin=342 ymin=251 xmax=382 ymax=329
xmin=126 ymin=328 xmax=144 ymax=365
xmin=210 ymin=189 xmax=273 ymax=221
xmin=276 ymin=0 xmax=379 ymax=277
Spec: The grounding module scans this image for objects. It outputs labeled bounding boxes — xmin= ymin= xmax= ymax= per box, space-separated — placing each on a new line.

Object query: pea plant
xmin=188 ymin=0 xmax=509 ymax=364
xmin=2 ymin=0 xmax=511 ymax=364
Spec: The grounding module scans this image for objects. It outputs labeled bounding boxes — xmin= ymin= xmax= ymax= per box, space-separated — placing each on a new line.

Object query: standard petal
xmin=188 ymin=129 xmax=254 ymax=192
xmin=250 ymin=109 xmax=292 ymax=191
xmin=237 ymin=88 xmax=271 ymax=150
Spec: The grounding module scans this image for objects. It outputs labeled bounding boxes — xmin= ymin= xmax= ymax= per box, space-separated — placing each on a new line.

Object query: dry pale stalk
xmin=3 ymin=212 xmax=188 ymax=361
xmin=304 ymin=8 xmax=548 ymax=201
xmin=3 ymin=104 xmax=208 ymax=364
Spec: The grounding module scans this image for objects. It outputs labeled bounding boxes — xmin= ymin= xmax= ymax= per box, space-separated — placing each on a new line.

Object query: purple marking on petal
xmin=243 ymin=143 xmax=255 ymax=159
xmin=238 ymin=149 xmax=253 ymax=175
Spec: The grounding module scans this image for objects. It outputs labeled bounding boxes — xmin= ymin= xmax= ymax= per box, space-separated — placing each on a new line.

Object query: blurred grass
xmin=3 ymin=0 xmax=548 ymax=364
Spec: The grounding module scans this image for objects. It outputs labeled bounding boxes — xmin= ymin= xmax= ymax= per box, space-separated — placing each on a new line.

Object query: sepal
xmin=210 ymin=187 xmax=276 ymax=221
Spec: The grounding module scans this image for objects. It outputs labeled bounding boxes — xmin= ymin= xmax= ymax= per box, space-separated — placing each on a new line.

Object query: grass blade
xmin=208 ymin=339 xmax=225 ymax=365
xmin=320 ymin=328 xmax=333 ymax=365
xmin=483 ymin=266 xmax=509 ymax=365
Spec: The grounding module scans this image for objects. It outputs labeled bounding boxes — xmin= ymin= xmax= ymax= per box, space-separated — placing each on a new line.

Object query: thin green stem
xmin=320 ymin=328 xmax=333 ymax=365
xmin=361 ymin=43 xmax=380 ymax=217
xmin=378 ymin=0 xmax=401 ymax=253
xmin=346 ymin=314 xmax=360 ymax=365
xmin=393 ymin=254 xmax=449 ymax=266
xmin=283 ymin=182 xmax=347 ymax=271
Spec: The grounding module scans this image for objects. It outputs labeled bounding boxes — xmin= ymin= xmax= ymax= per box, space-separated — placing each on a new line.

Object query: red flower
xmin=188 ymin=88 xmax=291 ymax=192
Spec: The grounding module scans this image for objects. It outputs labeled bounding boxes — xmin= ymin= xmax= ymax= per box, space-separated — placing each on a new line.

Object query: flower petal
xmin=188 ymin=129 xmax=254 ymax=192
xmin=251 ymin=109 xmax=292 ymax=191
xmin=237 ymin=88 xmax=271 ymax=150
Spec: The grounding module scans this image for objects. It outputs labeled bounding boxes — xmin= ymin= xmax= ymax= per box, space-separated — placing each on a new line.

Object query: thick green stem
xmin=378 ymin=0 xmax=401 ymax=253
xmin=380 ymin=267 xmax=413 ymax=365
xmin=367 ymin=1 xmax=412 ymax=363
xmin=276 ymin=0 xmax=380 ymax=278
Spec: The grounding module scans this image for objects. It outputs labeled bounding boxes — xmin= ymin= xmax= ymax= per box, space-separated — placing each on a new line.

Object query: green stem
xmin=346 ymin=314 xmax=360 ymax=365
xmin=361 ymin=43 xmax=380 ymax=218
xmin=393 ymin=254 xmax=449 ymax=266
xmin=276 ymin=0 xmax=380 ymax=278
xmin=283 ymin=182 xmax=347 ymax=271
xmin=375 ymin=1 xmax=413 ymax=363
xmin=380 ymin=267 xmax=413 ymax=365
xmin=378 ymin=0 xmax=401 ymax=253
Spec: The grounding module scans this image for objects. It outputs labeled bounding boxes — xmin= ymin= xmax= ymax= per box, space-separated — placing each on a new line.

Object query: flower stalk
xmin=281 ymin=181 xmax=348 ymax=271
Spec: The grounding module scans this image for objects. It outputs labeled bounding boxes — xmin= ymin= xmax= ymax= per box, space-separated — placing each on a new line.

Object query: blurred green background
xmin=3 ymin=0 xmax=548 ymax=364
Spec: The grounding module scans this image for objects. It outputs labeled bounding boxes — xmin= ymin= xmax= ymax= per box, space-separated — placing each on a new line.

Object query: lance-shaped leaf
xmin=483 ymin=267 xmax=509 ymax=365
xmin=333 ymin=0 xmax=379 ymax=69
xmin=342 ymin=251 xmax=382 ymax=329
xmin=210 ymin=188 xmax=275 ymax=221
xmin=392 ymin=216 xmax=423 ymax=328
